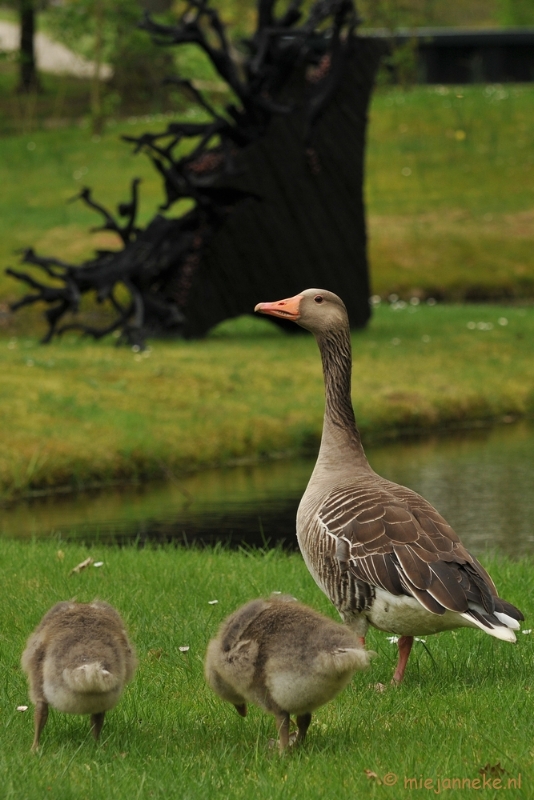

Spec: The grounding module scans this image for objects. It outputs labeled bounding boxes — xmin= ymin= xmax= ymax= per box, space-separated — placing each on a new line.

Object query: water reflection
xmin=1 ymin=422 xmax=533 ymax=558
xmin=370 ymin=423 xmax=534 ymax=558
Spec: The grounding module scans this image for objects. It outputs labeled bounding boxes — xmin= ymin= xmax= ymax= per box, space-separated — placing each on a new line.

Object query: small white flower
xmin=467 ymin=321 xmax=476 ymax=329
xmin=414 ymin=637 xmax=426 ymax=643
xmin=498 ymin=318 xmax=508 ymax=326
xmin=422 ymin=335 xmax=430 ymax=343
xmin=391 ymin=338 xmax=400 ymax=346
xmin=208 ymin=600 xmax=218 ymax=605
xmin=93 ymin=561 xmax=104 ymax=568
xmin=17 ymin=706 xmax=29 ymax=712
xmin=522 ymin=629 xmax=532 ymax=635
xmin=386 ymin=636 xmax=399 ymax=644
xmin=427 ymin=298 xmax=437 ymax=306
xmin=370 ymin=295 xmax=381 ymax=306
xmin=179 ymin=646 xmax=190 ymax=652
xmin=73 ymin=167 xmax=88 ymax=181
xmin=132 ymin=345 xmax=141 ymax=353
xmin=388 ymin=294 xmax=398 ymax=303
xmin=410 ymin=297 xmax=420 ymax=306
xmin=401 ymin=167 xmax=412 ymax=176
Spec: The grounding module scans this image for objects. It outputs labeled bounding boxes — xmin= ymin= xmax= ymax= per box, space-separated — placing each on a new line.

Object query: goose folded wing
xmin=318 ymin=488 xmax=494 ymax=616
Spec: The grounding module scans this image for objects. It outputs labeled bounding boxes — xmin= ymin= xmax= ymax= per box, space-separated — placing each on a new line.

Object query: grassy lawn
xmin=366 ymin=84 xmax=534 ymax=300
xmin=0 ymin=303 xmax=533 ymax=498
xmin=1 ymin=540 xmax=532 ymax=799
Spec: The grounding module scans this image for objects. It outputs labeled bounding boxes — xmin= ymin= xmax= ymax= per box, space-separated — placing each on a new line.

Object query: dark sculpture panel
xmin=8 ymin=0 xmax=384 ymax=346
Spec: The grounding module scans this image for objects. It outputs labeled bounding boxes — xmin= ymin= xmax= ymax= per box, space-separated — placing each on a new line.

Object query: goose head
xmin=255 ymin=288 xmax=348 ymax=338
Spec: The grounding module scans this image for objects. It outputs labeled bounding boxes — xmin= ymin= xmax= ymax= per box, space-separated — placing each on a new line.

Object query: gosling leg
xmin=274 ymin=711 xmax=291 ymax=752
xmin=90 ymin=711 xmax=106 ymax=741
xmin=31 ymin=700 xmax=49 ymax=752
xmin=295 ymin=712 xmax=312 ymax=745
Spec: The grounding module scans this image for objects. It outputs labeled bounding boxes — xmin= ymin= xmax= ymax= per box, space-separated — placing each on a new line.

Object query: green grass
xmin=1 ymin=540 xmax=533 ymax=799
xmin=366 ymin=84 xmax=534 ymax=299
xmin=0 ymin=303 xmax=533 ymax=498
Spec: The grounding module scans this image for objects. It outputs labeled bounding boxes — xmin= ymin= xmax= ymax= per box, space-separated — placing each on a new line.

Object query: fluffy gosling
xmin=21 ymin=600 xmax=137 ymax=751
xmin=205 ymin=595 xmax=375 ymax=751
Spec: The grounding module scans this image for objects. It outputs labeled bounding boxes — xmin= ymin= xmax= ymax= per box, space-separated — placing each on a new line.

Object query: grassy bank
xmin=366 ymin=84 xmax=534 ymax=300
xmin=1 ymin=540 xmax=532 ymax=800
xmin=1 ymin=303 xmax=533 ymax=498
xmin=1 ymin=84 xmax=533 ymax=320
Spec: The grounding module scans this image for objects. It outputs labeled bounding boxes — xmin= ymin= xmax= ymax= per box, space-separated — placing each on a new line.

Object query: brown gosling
xmin=205 ymin=595 xmax=375 ymax=752
xmin=21 ymin=600 xmax=137 ymax=751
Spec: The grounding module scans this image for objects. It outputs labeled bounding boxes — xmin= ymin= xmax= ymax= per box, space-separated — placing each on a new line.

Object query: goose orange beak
xmin=254 ymin=294 xmax=303 ymax=320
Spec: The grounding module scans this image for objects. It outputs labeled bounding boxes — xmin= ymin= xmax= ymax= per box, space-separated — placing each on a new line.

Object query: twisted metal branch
xmin=8 ymin=0 xmax=360 ymax=347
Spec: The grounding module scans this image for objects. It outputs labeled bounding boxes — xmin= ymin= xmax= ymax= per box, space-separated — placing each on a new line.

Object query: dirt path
xmin=0 ymin=20 xmax=112 ymax=78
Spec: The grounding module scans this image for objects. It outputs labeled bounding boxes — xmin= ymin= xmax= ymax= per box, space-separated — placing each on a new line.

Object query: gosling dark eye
xmin=314 ymin=295 xmax=324 ymax=304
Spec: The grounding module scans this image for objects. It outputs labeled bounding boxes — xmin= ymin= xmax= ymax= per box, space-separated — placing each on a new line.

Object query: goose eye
xmin=314 ymin=295 xmax=324 ymax=304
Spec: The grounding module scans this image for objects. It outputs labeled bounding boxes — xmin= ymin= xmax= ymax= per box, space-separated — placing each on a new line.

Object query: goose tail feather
xmin=494 ymin=611 xmax=521 ymax=631
xmin=64 ymin=663 xmax=119 ymax=694
xmin=460 ymin=611 xmax=518 ymax=643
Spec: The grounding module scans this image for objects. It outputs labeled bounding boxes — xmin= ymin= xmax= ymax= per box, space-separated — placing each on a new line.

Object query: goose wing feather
xmin=318 ymin=484 xmax=498 ymax=616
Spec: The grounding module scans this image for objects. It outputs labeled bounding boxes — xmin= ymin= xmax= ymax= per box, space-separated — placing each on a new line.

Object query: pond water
xmin=2 ymin=422 xmax=533 ymax=558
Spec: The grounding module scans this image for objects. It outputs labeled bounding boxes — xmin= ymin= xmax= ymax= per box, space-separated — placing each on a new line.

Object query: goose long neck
xmin=315 ymin=327 xmax=368 ymax=470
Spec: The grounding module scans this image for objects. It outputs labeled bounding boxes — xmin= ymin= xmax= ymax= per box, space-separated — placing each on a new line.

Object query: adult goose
xmin=255 ymin=288 xmax=524 ymax=682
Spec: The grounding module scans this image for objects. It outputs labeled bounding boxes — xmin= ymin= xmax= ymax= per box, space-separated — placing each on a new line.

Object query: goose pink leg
xmin=392 ymin=635 xmax=413 ymax=683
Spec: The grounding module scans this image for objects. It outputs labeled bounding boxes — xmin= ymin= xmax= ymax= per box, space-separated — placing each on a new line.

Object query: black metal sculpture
xmin=8 ymin=0 xmax=384 ymax=346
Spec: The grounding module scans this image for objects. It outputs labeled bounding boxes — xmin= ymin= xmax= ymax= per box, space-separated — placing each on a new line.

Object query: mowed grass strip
xmin=1 ymin=303 xmax=533 ymax=497
xmin=2 ymin=540 xmax=533 ymax=800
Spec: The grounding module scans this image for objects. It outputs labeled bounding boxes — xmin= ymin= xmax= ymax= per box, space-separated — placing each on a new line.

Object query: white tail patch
xmin=65 ymin=663 xmax=119 ymax=694
xmin=494 ymin=611 xmax=521 ymax=631
xmin=460 ymin=613 xmax=517 ymax=643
